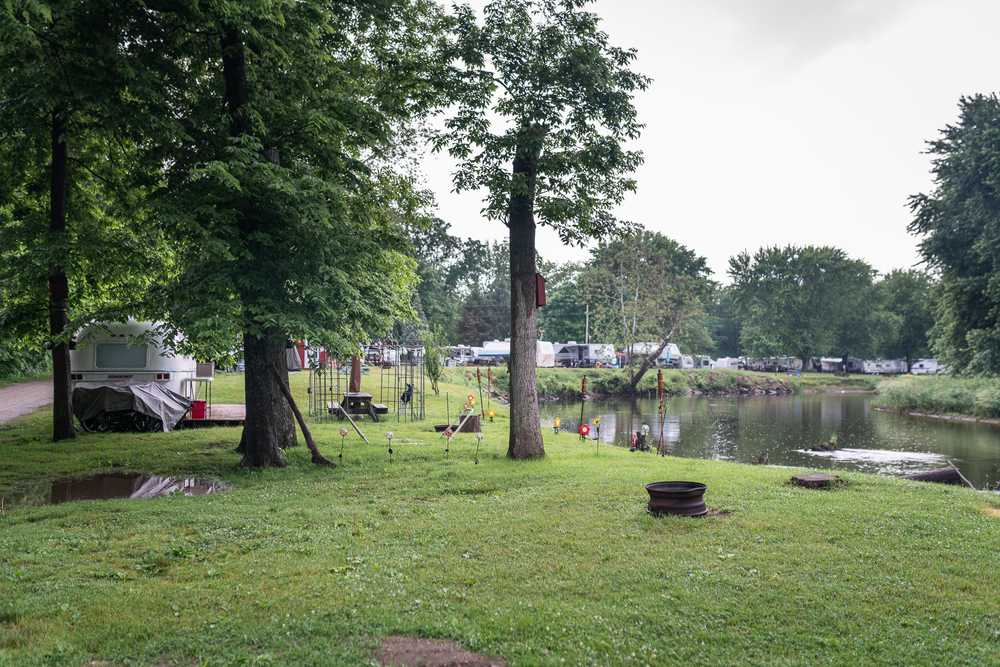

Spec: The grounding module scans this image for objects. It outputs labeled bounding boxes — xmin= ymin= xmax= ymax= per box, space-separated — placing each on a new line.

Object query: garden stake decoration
xmin=486 ymin=367 xmax=493 ymax=412
xmin=488 ymin=408 xmax=496 ymax=423
xmin=443 ymin=427 xmax=453 ymax=457
xmin=338 ymin=427 xmax=348 ymax=461
xmin=386 ymin=431 xmax=394 ymax=462
xmin=476 ymin=367 xmax=486 ymax=419
xmin=657 ymin=369 xmax=666 ymax=455
xmin=553 ymin=416 xmax=561 ymax=433
xmin=579 ymin=376 xmax=588 ymax=435
xmin=593 ymin=416 xmax=601 ymax=455
xmin=474 ymin=431 xmax=483 ymax=464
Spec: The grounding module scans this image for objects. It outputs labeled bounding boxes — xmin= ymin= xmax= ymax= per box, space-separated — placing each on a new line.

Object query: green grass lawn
xmin=1 ymin=372 xmax=998 ymax=665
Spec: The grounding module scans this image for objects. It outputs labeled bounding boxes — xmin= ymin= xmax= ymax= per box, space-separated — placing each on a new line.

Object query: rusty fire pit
xmin=645 ymin=481 xmax=708 ymax=517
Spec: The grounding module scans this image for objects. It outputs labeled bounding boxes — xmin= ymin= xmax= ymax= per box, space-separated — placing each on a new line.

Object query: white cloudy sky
xmin=420 ymin=0 xmax=1000 ymax=280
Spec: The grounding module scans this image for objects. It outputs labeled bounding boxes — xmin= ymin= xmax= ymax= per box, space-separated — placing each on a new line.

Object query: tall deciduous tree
xmin=147 ymin=1 xmax=447 ymax=466
xmin=874 ymin=269 xmax=934 ymax=371
xmin=437 ymin=0 xmax=648 ymax=458
xmin=729 ymin=246 xmax=876 ymax=368
xmin=0 ymin=1 xmax=175 ymax=440
xmin=579 ymin=230 xmax=714 ymax=390
xmin=910 ymin=94 xmax=1000 ymax=375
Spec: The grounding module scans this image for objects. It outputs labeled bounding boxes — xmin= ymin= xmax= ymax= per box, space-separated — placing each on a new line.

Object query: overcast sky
xmin=420 ymin=0 xmax=1000 ymax=280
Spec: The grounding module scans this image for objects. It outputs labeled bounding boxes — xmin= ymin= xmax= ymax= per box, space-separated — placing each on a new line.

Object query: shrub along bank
xmin=875 ymin=375 xmax=1000 ymax=420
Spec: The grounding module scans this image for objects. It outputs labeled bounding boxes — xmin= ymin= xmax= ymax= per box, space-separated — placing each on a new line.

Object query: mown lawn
xmin=1 ymin=373 xmax=998 ymax=666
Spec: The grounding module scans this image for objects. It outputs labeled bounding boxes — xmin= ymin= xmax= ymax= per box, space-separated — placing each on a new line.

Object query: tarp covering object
xmin=72 ymin=382 xmax=192 ymax=432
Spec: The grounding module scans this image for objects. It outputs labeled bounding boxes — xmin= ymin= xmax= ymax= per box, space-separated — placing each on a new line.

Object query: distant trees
xmin=579 ymin=230 xmax=714 ymax=388
xmin=910 ymin=94 xmax=1000 ymax=375
xmin=437 ymin=0 xmax=648 ymax=458
xmin=537 ymin=261 xmax=587 ymax=344
xmin=0 ymin=1 xmax=175 ymax=440
xmin=874 ymin=270 xmax=934 ymax=371
xmin=729 ymin=246 xmax=878 ymax=368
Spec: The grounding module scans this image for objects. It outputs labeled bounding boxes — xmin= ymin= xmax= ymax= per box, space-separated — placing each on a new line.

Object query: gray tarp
xmin=72 ymin=382 xmax=192 ymax=432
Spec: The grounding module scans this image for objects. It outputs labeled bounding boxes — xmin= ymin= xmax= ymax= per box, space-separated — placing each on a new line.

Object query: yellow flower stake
xmin=487 ymin=409 xmax=496 ymax=423
xmin=553 ymin=416 xmax=561 ymax=433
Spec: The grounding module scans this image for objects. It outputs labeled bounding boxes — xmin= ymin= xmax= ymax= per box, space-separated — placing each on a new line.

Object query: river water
xmin=538 ymin=394 xmax=1000 ymax=489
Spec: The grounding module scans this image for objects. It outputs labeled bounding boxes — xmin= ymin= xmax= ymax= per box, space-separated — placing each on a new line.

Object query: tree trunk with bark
xmin=506 ymin=139 xmax=544 ymax=459
xmin=629 ymin=339 xmax=670 ymax=392
xmin=49 ymin=110 xmax=74 ymax=442
xmin=222 ymin=26 xmax=295 ymax=463
xmin=240 ymin=329 xmax=287 ymax=467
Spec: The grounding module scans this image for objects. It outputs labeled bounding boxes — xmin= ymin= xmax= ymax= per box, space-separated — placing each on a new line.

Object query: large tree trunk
xmin=629 ymin=339 xmax=670 ymax=392
xmin=506 ymin=141 xmax=544 ymax=459
xmin=240 ymin=329 xmax=287 ymax=467
xmin=49 ymin=110 xmax=74 ymax=442
xmin=222 ymin=26 xmax=295 ymax=462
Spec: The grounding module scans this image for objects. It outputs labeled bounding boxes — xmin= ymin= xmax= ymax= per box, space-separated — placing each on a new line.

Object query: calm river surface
xmin=538 ymin=394 xmax=1000 ymax=489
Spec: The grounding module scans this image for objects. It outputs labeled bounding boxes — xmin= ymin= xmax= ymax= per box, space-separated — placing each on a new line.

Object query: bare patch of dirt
xmin=375 ymin=636 xmax=506 ymax=667
xmin=983 ymin=506 xmax=1000 ymax=519
xmin=705 ymin=507 xmax=732 ymax=518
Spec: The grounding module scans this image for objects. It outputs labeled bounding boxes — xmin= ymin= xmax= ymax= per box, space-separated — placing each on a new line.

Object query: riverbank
xmin=875 ymin=375 xmax=1000 ymax=421
xmin=1 ymin=377 xmax=997 ymax=665
xmin=444 ymin=366 xmax=877 ymax=401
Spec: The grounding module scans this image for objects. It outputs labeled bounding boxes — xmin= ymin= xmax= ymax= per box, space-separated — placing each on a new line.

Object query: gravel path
xmin=0 ymin=380 xmax=52 ymax=423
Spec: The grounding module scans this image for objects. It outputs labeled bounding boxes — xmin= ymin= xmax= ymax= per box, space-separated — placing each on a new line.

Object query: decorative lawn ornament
xmin=386 ymin=431 xmax=394 ymax=462
xmin=578 ymin=423 xmax=590 ymax=439
xmin=553 ymin=416 xmax=561 ymax=433
xmin=443 ymin=427 xmax=453 ymax=457
xmin=657 ymin=368 xmax=666 ymax=455
xmin=474 ymin=431 xmax=484 ymax=464
xmin=593 ymin=416 xmax=601 ymax=455
xmin=338 ymin=427 xmax=348 ymax=461
xmin=475 ymin=368 xmax=486 ymax=420
xmin=488 ymin=409 xmax=496 ymax=423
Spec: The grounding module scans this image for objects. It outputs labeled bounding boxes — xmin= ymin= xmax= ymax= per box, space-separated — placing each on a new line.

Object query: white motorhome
xmin=446 ymin=345 xmax=478 ymax=366
xmin=70 ymin=321 xmax=197 ymax=397
xmin=477 ymin=339 xmax=556 ymax=367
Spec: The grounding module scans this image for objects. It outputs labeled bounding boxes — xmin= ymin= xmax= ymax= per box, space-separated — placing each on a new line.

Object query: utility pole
xmin=585 ymin=303 xmax=590 ymax=345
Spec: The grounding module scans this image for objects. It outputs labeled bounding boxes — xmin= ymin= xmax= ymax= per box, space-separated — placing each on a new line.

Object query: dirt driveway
xmin=0 ymin=380 xmax=52 ymax=423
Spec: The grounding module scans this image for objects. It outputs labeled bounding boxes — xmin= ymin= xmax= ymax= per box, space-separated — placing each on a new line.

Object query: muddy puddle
xmin=2 ymin=472 xmax=229 ymax=509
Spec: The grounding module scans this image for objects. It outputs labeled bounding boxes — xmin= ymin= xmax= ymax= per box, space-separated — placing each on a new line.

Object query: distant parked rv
xmin=477 ymin=339 xmax=556 ymax=367
xmin=629 ymin=342 xmax=682 ymax=368
xmin=911 ymin=358 xmax=944 ymax=375
xmin=555 ymin=342 xmax=617 ymax=367
xmin=862 ymin=359 xmax=907 ymax=375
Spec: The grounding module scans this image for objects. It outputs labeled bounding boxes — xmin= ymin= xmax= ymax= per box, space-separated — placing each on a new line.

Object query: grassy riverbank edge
xmin=443 ymin=366 xmax=877 ymax=401
xmin=1 ymin=373 xmax=998 ymax=665
xmin=874 ymin=375 xmax=1000 ymax=421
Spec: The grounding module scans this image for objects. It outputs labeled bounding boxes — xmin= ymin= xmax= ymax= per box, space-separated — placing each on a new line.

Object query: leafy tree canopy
xmin=910 ymin=94 xmax=1000 ymax=375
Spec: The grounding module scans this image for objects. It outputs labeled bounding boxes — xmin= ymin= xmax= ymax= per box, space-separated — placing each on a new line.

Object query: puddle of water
xmin=2 ymin=473 xmax=229 ymax=508
xmin=49 ymin=473 xmax=228 ymax=504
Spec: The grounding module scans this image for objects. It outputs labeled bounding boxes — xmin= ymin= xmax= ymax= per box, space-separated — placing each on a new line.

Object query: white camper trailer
xmin=478 ymin=339 xmax=511 ymax=364
xmin=536 ymin=341 xmax=556 ymax=368
xmin=911 ymin=358 xmax=943 ymax=375
xmin=555 ymin=342 xmax=616 ymax=367
xmin=862 ymin=359 xmax=908 ymax=375
xmin=70 ymin=321 xmax=197 ymax=398
xmin=630 ymin=342 xmax=681 ymax=367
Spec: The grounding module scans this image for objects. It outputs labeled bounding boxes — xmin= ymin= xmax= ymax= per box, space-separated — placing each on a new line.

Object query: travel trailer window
xmin=96 ymin=343 xmax=147 ymax=369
